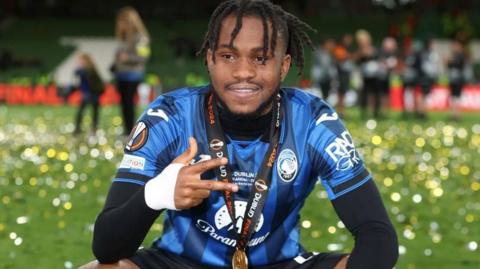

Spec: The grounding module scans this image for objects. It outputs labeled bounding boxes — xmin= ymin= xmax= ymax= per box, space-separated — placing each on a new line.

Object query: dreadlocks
xmin=198 ymin=0 xmax=316 ymax=75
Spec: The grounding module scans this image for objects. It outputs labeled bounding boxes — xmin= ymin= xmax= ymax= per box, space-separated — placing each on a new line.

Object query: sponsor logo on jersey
xmin=147 ymin=108 xmax=169 ymax=122
xmin=195 ymin=201 xmax=269 ymax=247
xmin=325 ymin=131 xmax=360 ymax=171
xmin=209 ymin=139 xmax=224 ymax=151
xmin=277 ymin=149 xmax=298 ymax=182
xmin=119 ymin=154 xmax=145 ymax=170
xmin=316 ymin=112 xmax=339 ymax=125
xmin=125 ymin=122 xmax=148 ymax=151
xmin=254 ymin=179 xmax=268 ymax=192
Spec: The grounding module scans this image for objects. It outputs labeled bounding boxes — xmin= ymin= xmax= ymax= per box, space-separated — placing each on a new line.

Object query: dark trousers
xmin=75 ymin=95 xmax=100 ymax=133
xmin=319 ymin=80 xmax=331 ymax=100
xmin=360 ymin=77 xmax=382 ymax=118
xmin=117 ymin=80 xmax=139 ymax=135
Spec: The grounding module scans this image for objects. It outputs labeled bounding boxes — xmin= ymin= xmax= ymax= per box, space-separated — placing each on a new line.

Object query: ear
xmin=206 ymin=49 xmax=214 ymax=72
xmin=280 ymin=54 xmax=291 ymax=82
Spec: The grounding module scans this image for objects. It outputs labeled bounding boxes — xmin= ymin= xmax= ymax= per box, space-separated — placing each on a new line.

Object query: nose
xmin=232 ymin=58 xmax=255 ymax=81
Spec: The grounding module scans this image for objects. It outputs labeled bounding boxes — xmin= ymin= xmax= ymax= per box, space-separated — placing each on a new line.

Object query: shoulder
xmin=282 ymin=87 xmax=324 ymax=107
xmin=125 ymin=86 xmax=208 ymax=155
xmin=152 ymin=85 xmax=208 ymax=110
xmin=282 ymin=88 xmax=349 ymax=149
xmin=139 ymin=85 xmax=208 ymax=126
xmin=281 ymin=87 xmax=337 ymax=124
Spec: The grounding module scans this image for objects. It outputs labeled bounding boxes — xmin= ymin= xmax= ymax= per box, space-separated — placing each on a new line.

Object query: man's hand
xmin=172 ymin=137 xmax=238 ymax=210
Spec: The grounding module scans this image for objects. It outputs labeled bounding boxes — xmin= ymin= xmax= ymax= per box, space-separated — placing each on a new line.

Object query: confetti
xmin=2 ymin=106 xmax=479 ymax=268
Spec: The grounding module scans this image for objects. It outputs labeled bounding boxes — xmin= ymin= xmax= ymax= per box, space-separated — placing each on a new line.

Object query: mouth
xmin=226 ymin=84 xmax=261 ymax=99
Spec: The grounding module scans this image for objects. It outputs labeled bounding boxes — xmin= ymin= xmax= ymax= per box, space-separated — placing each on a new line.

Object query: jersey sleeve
xmin=307 ymin=103 xmax=371 ymax=200
xmin=113 ymin=96 xmax=180 ymax=186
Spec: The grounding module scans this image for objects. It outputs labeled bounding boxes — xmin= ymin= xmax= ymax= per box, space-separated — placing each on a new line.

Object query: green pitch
xmin=0 ymin=105 xmax=479 ymax=269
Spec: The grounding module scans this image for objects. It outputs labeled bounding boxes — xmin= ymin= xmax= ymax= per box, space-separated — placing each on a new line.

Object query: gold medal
xmin=232 ymin=249 xmax=248 ymax=269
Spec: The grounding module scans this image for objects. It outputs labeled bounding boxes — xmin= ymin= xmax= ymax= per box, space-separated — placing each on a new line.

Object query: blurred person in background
xmin=400 ymin=39 xmax=421 ymax=117
xmin=446 ymin=39 xmax=467 ymax=120
xmin=113 ymin=6 xmax=151 ymax=135
xmin=73 ymin=53 xmax=104 ymax=136
xmin=377 ymin=37 xmax=399 ymax=115
xmin=333 ymin=34 xmax=355 ymax=117
xmin=355 ymin=29 xmax=381 ymax=118
xmin=311 ymin=38 xmax=337 ymax=101
xmin=415 ymin=38 xmax=441 ymax=118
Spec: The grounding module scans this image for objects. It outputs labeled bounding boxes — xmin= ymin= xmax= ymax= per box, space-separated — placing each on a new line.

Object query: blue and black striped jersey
xmin=114 ymin=86 xmax=371 ymax=267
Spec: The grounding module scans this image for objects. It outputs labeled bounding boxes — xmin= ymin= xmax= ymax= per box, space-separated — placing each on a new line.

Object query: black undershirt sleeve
xmin=331 ymin=179 xmax=399 ymax=269
xmin=92 ymin=182 xmax=162 ymax=264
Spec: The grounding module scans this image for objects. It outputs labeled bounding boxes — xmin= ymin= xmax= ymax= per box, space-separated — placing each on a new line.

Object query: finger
xmin=188 ymin=180 xmax=238 ymax=192
xmin=188 ymin=157 xmax=228 ymax=174
xmin=190 ymin=198 xmax=204 ymax=207
xmin=190 ymin=189 xmax=211 ymax=199
xmin=173 ymin=137 xmax=198 ymax=164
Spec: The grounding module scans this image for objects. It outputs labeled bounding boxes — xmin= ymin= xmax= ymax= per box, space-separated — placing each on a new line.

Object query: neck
xmin=211 ymin=87 xmax=279 ymax=141
xmin=219 ymin=106 xmax=272 ymax=141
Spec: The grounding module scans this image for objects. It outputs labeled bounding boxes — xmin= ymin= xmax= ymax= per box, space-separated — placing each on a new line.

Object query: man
xmin=311 ymin=38 xmax=337 ymax=101
xmin=355 ymin=29 xmax=382 ymax=119
xmin=377 ymin=37 xmax=399 ymax=115
xmin=415 ymin=38 xmax=440 ymax=119
xmin=447 ymin=39 xmax=467 ymax=120
xmin=333 ymin=34 xmax=355 ymax=117
xmin=83 ymin=1 xmax=398 ymax=268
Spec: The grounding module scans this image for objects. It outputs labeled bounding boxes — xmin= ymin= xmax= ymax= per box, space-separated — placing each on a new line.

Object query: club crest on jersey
xmin=325 ymin=131 xmax=360 ymax=171
xmin=125 ymin=122 xmax=148 ymax=151
xmin=277 ymin=149 xmax=298 ymax=182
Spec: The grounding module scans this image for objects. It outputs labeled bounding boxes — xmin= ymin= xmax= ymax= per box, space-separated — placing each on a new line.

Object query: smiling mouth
xmin=226 ymin=85 xmax=261 ymax=97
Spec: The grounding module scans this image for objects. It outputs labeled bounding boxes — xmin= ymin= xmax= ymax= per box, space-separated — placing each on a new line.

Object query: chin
xmin=229 ymin=106 xmax=259 ymax=117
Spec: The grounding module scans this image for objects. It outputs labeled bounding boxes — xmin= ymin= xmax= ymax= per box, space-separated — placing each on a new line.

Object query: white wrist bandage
xmin=144 ymin=163 xmax=185 ymax=211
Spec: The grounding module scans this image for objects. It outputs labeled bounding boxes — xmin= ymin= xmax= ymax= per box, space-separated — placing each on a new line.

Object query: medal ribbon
xmin=204 ymin=90 xmax=281 ymax=252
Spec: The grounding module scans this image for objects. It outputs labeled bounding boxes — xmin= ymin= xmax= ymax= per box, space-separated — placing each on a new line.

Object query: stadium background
xmin=0 ymin=0 xmax=479 ymax=268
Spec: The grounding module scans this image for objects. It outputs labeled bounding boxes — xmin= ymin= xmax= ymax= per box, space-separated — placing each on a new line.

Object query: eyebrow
xmin=217 ymin=44 xmax=265 ymax=53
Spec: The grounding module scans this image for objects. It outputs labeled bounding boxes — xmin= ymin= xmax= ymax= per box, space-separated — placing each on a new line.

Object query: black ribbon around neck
xmin=204 ymin=90 xmax=282 ymax=251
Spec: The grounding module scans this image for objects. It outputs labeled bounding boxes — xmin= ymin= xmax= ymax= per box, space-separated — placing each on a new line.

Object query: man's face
xmin=207 ymin=15 xmax=291 ymax=117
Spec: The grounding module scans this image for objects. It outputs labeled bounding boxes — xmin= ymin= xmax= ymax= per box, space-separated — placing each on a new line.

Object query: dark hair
xmin=197 ymin=0 xmax=316 ymax=75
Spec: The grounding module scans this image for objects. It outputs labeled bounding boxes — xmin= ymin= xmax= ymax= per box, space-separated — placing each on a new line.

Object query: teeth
xmin=233 ymin=88 xmax=254 ymax=92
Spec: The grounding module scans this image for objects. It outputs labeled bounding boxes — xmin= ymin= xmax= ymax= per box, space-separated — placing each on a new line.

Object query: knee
xmin=78 ymin=260 xmax=99 ymax=269
xmin=78 ymin=260 xmax=120 ymax=269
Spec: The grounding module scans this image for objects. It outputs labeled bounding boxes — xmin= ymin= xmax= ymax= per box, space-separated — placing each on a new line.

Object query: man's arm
xmin=307 ymin=101 xmax=398 ymax=268
xmin=92 ymin=138 xmax=238 ymax=264
xmin=331 ymin=179 xmax=399 ymax=269
xmin=92 ymin=183 xmax=162 ymax=264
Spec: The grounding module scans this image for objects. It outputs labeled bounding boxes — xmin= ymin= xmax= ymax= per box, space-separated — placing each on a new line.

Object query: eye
xmin=221 ymin=53 xmax=235 ymax=62
xmin=254 ymin=55 xmax=268 ymax=65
